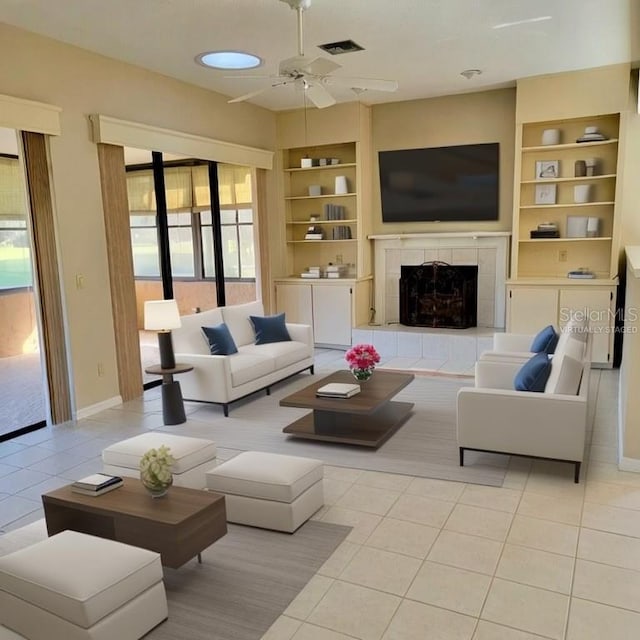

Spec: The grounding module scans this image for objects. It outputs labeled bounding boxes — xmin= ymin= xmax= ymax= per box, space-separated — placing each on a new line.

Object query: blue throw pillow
xmin=514 ymin=352 xmax=552 ymax=392
xmin=530 ymin=325 xmax=559 ymax=354
xmin=201 ymin=323 xmax=238 ymax=355
xmin=250 ymin=313 xmax=291 ymax=345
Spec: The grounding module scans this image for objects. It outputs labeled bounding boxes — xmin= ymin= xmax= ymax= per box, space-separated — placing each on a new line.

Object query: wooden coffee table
xmin=42 ymin=478 xmax=227 ymax=568
xmin=280 ymin=370 xmax=414 ymax=448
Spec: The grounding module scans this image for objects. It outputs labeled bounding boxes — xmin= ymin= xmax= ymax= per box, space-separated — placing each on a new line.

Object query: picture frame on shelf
xmin=534 ymin=183 xmax=557 ymax=205
xmin=535 ymin=160 xmax=559 ymax=179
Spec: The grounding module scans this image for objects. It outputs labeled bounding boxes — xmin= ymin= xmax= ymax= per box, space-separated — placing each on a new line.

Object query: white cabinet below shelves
xmin=312 ymin=284 xmax=352 ymax=347
xmin=274 ymin=283 xmax=312 ymax=326
xmin=275 ymin=281 xmax=353 ymax=348
xmin=507 ymin=287 xmax=558 ymax=335
xmin=506 ymin=283 xmax=616 ymax=366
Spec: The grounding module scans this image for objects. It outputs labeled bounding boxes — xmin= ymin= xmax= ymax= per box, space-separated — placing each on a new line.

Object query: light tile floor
xmin=1 ymin=351 xmax=639 ymax=639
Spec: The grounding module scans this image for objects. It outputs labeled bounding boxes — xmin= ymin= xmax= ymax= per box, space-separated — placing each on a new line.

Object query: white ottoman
xmin=102 ymin=432 xmax=217 ymax=489
xmin=0 ymin=530 xmax=167 ymax=640
xmin=206 ymin=451 xmax=324 ymax=533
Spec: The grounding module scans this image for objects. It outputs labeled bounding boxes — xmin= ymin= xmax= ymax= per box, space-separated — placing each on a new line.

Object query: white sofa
xmin=171 ymin=301 xmax=314 ymax=416
xmin=457 ymin=328 xmax=591 ymax=482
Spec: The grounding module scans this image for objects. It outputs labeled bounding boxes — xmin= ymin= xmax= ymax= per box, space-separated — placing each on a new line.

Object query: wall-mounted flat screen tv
xmin=378 ymin=142 xmax=499 ymax=222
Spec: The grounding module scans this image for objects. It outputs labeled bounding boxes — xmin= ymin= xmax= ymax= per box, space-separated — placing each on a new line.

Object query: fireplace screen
xmin=399 ymin=262 xmax=478 ymax=329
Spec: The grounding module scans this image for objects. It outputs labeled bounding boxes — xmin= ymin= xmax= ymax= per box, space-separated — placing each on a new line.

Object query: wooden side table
xmin=145 ymin=363 xmax=193 ymax=425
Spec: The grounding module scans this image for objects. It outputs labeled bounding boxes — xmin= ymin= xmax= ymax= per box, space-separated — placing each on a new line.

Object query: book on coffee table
xmin=71 ymin=481 xmax=124 ymax=496
xmin=71 ymin=473 xmax=123 ymax=496
xmin=316 ymin=383 xmax=361 ymax=398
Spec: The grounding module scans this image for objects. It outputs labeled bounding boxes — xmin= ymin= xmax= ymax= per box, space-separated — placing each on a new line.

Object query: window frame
xmin=127 ymin=164 xmax=256 ymax=284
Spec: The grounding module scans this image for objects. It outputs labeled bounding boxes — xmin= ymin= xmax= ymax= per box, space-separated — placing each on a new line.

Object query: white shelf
xmin=285 ymin=163 xmax=356 ymax=172
xmin=520 ymin=201 xmax=614 ymax=209
xmin=520 ymin=237 xmax=612 ymax=243
xmin=287 ymin=219 xmax=357 ymax=225
xmin=285 ymin=192 xmax=357 ymax=201
xmin=521 ymin=174 xmax=616 ymax=185
xmin=287 ymin=239 xmax=357 ymax=244
xmin=522 ymin=138 xmax=618 ymax=152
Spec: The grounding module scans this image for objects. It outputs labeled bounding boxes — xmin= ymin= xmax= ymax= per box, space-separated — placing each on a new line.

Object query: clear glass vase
xmin=351 ymin=367 xmax=374 ymax=382
xmin=140 ymin=473 xmax=173 ymax=498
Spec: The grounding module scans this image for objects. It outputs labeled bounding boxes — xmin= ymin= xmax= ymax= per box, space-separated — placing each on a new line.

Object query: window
xmin=0 ymin=218 xmax=32 ymax=289
xmin=127 ymin=162 xmax=255 ymax=281
xmin=0 ymin=157 xmax=32 ymax=290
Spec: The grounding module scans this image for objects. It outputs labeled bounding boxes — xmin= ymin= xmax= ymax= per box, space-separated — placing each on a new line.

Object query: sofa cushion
xmin=514 ymin=352 xmax=552 ymax=392
xmin=222 ymin=301 xmax=264 ymax=347
xmin=530 ymin=325 xmax=559 ymax=354
xmin=545 ymin=354 xmax=584 ymax=395
xmin=250 ymin=313 xmax=291 ymax=345
xmin=228 ymin=352 xmax=275 ymax=387
xmin=202 ymin=323 xmax=238 ymax=355
xmin=240 ymin=341 xmax=309 ymax=369
xmin=172 ymin=307 xmax=223 ymax=355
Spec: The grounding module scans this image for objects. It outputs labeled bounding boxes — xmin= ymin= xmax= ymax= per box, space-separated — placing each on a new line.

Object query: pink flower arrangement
xmin=345 ymin=343 xmax=381 ymax=373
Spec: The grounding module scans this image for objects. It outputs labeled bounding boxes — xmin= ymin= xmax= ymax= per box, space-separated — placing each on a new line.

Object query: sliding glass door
xmin=0 ymin=129 xmax=47 ymax=439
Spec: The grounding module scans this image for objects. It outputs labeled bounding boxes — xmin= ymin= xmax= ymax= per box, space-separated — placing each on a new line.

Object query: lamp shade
xmin=144 ymin=299 xmax=181 ymax=331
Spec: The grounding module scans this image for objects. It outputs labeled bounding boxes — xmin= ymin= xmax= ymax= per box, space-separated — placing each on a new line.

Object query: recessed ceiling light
xmin=196 ymin=51 xmax=262 ymax=70
xmin=493 ymin=16 xmax=552 ymax=29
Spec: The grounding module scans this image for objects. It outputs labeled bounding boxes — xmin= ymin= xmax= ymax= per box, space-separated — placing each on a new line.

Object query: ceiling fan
xmin=227 ymin=0 xmax=398 ymax=109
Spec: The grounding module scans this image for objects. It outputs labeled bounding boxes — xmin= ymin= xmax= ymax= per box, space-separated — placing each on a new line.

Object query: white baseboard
xmin=618 ymin=457 xmax=640 ymax=473
xmin=76 ymin=395 xmax=123 ymax=420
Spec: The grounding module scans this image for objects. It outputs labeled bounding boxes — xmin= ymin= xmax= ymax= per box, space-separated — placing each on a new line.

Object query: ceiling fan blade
xmin=301 ymin=56 xmax=341 ymax=76
xmin=304 ymin=83 xmax=336 ymax=109
xmin=323 ymin=76 xmax=399 ymax=92
xmin=227 ymin=82 xmax=289 ymax=104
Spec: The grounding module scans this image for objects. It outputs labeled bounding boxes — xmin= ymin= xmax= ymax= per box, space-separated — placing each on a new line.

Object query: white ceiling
xmin=1 ymin=0 xmax=637 ymax=111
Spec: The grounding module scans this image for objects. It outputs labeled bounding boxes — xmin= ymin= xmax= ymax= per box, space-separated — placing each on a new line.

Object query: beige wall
xmin=370 ymin=88 xmax=516 ymax=235
xmin=0 ymin=23 xmax=276 ymax=411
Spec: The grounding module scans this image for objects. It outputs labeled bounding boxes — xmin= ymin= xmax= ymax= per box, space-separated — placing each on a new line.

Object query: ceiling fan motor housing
xmin=281 ymin=0 xmax=311 ymax=10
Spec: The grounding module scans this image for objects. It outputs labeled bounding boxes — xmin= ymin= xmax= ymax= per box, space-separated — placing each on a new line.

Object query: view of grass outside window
xmin=0 ymin=218 xmax=32 ymax=289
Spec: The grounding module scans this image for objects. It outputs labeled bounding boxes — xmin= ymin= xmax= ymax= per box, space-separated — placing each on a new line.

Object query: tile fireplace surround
xmin=370 ymin=232 xmax=511 ymax=328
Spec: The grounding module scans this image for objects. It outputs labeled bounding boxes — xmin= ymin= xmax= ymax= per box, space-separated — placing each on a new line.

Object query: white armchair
xmin=457 ymin=333 xmax=591 ymax=483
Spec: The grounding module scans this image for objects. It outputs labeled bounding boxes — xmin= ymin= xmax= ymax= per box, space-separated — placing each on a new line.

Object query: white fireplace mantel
xmin=370 ymin=232 xmax=511 ymax=328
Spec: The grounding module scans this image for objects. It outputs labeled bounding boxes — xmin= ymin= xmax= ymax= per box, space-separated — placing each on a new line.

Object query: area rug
xmin=0 ymin=518 xmax=350 ymax=640
xmin=181 ymin=372 xmax=508 ymax=487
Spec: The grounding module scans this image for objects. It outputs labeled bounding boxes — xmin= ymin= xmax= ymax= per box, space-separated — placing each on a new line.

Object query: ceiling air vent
xmin=318 ymin=40 xmax=364 ymax=55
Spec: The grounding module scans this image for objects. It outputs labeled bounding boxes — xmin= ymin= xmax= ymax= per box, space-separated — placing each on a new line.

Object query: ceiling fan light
xmin=196 ymin=51 xmax=262 ymax=70
xmin=460 ymin=69 xmax=482 ymax=80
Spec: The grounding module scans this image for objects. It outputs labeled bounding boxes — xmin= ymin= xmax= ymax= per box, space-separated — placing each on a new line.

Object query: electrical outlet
xmin=97 ymin=362 xmax=105 ymax=377
xmin=336 ymin=254 xmax=343 ymax=264
xmin=75 ymin=274 xmax=85 ymax=289
xmin=558 ymin=249 xmax=568 ymax=262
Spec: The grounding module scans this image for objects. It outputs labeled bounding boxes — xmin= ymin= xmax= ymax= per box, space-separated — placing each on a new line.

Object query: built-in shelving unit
xmin=282 ymin=141 xmax=362 ymax=272
xmin=507 ymin=112 xmax=622 ymax=365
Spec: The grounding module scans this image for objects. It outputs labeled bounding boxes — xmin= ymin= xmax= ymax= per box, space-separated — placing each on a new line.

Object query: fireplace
xmin=399 ymin=262 xmax=478 ymax=329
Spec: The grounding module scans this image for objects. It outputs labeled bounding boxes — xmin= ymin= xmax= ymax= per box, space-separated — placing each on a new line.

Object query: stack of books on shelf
xmin=316 ymin=383 xmax=361 ymax=398
xmin=332 ymin=226 xmax=352 ymax=240
xmin=71 ymin=473 xmax=123 ymax=496
xmin=530 ymin=222 xmax=559 ymax=239
xmin=300 ymin=266 xmax=322 ymax=278
xmin=323 ymin=204 xmax=345 ymax=220
xmin=326 ymin=264 xmax=348 ymax=279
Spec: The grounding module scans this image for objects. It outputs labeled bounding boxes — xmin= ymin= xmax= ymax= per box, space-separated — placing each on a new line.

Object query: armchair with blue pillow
xmin=479 ymin=316 xmax=587 ymax=364
xmin=457 ymin=322 xmax=591 ymax=482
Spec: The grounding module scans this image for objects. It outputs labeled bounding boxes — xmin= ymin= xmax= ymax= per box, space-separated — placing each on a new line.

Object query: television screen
xmin=378 ymin=143 xmax=499 ymax=222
